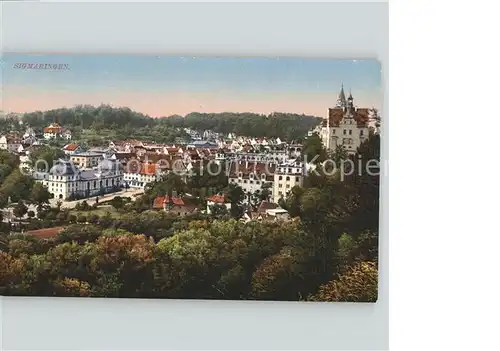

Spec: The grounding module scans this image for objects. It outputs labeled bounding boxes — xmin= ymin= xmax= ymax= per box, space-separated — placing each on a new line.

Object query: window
xmin=244 ymin=180 xmax=247 ymax=183
xmin=349 ymin=129 xmax=352 ymax=135
xmin=332 ymin=129 xmax=336 ymax=134
xmin=360 ymin=130 xmax=364 ymax=136
xmin=256 ymin=181 xmax=260 ymax=185
xmin=343 ymin=129 xmax=347 ymax=135
xmin=286 ymin=184 xmax=290 ymax=188
xmin=238 ymin=179 xmax=242 ymax=183
xmin=250 ymin=180 xmax=253 ymax=184
xmin=296 ymin=177 xmax=300 ymax=182
xmin=279 ymin=184 xmax=282 ymax=188
xmin=286 ymin=176 xmax=290 ymax=181
xmin=279 ymin=176 xmax=283 ymax=180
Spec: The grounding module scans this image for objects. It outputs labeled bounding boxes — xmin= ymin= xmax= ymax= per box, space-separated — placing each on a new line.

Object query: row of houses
xmin=152 ymin=193 xmax=290 ymax=222
xmin=0 ymin=123 xmax=72 ymax=151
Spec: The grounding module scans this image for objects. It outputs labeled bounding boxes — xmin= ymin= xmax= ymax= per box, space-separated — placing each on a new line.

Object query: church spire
xmin=336 ymin=83 xmax=346 ymax=108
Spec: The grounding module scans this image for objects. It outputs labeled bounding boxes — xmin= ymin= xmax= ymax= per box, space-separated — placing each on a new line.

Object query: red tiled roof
xmin=207 ymin=194 xmax=226 ymax=204
xmin=26 ymin=227 xmax=65 ymax=239
xmin=328 ymin=108 xmax=344 ymax=127
xmin=63 ymin=143 xmax=79 ymax=151
xmin=328 ymin=107 xmax=370 ymax=127
xmin=229 ymin=161 xmax=276 ymax=181
xmin=153 ymin=196 xmax=186 ymax=209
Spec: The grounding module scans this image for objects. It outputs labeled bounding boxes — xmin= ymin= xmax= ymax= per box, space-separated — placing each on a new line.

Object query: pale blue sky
xmin=2 ymin=54 xmax=382 ymax=117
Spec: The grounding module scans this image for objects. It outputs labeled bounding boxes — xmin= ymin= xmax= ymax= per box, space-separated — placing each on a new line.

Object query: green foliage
xmin=28 ymin=145 xmax=66 ymax=172
xmin=0 ymin=169 xmax=35 ymax=204
xmin=109 ymin=196 xmax=125 ymax=210
xmin=31 ymin=183 xmax=52 ymax=207
xmin=13 ymin=200 xmax=28 ymax=220
xmin=15 ymin=106 xmax=321 ymax=142
xmin=227 ymin=184 xmax=245 ymax=218
xmin=0 ymin=135 xmax=380 ymax=301
xmin=0 ymin=150 xmax=19 ymax=184
xmin=302 ymin=133 xmax=328 ymax=164
xmin=308 ymin=261 xmax=378 ymax=302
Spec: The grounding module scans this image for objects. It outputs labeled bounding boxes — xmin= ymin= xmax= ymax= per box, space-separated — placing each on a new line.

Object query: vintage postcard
xmin=1 ymin=54 xmax=381 ymax=302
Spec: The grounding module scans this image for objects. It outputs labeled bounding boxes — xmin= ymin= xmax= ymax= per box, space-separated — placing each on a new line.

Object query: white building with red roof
xmin=43 ymin=123 xmax=72 ymax=140
xmin=62 ymin=143 xmax=82 ymax=155
xmin=318 ymin=85 xmax=379 ymax=154
xmin=206 ymin=194 xmax=231 ymax=214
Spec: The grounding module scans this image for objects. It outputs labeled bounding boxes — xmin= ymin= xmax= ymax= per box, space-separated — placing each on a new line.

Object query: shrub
xmin=77 ymin=215 xmax=87 ymax=223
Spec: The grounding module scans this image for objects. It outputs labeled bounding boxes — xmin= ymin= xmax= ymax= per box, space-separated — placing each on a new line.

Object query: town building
xmin=43 ymin=123 xmax=72 ymax=140
xmin=206 ymin=194 xmax=231 ymax=214
xmin=35 ymin=159 xmax=123 ymax=200
xmin=317 ymin=85 xmax=379 ymax=154
xmin=233 ymin=150 xmax=288 ymax=164
xmin=23 ymin=127 xmax=36 ymax=139
xmin=264 ymin=208 xmax=290 ymax=221
xmin=188 ymin=140 xmax=219 ymax=149
xmin=63 ymin=143 xmax=82 ymax=155
xmin=69 ymin=152 xmax=103 ymax=169
xmin=272 ymin=160 xmax=304 ymax=203
xmin=153 ymin=195 xmax=198 ymax=217
xmin=0 ymin=133 xmax=22 ymax=153
xmin=228 ymin=160 xmax=276 ymax=202
xmin=287 ymin=144 xmax=303 ymax=159
xmin=123 ymin=163 xmax=166 ymax=189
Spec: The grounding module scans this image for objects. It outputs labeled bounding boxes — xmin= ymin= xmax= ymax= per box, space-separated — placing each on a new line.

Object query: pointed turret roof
xmin=339 ymin=83 xmax=346 ymax=102
xmin=336 ymin=83 xmax=347 ymax=108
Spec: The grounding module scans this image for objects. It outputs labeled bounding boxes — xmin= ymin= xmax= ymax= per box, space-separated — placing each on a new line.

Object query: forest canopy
xmin=12 ymin=105 xmax=322 ymax=141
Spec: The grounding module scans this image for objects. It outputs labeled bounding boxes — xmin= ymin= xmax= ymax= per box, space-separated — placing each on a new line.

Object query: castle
xmin=314 ymin=85 xmax=380 ymax=154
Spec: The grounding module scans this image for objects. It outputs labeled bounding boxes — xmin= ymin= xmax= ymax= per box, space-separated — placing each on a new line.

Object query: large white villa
xmin=35 ymin=158 xmax=123 ymax=200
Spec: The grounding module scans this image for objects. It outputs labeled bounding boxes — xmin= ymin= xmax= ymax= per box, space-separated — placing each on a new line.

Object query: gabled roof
xmin=258 ymin=201 xmax=278 ymax=214
xmin=153 ymin=196 xmax=187 ymax=208
xmin=328 ymin=107 xmax=370 ymax=127
xmin=229 ymin=160 xmax=276 ymax=180
xmin=207 ymin=194 xmax=227 ymax=204
xmin=63 ymin=143 xmax=80 ymax=151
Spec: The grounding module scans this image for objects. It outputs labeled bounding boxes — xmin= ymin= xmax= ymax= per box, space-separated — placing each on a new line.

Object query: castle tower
xmin=336 ymin=83 xmax=346 ymax=108
xmin=347 ymin=89 xmax=354 ymax=112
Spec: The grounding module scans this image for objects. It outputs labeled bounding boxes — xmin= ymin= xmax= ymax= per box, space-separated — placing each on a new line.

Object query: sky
xmin=1 ymin=54 xmax=382 ymax=118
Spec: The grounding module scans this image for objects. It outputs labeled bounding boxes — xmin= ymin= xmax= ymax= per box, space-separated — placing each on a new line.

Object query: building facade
xmin=123 ymin=163 xmax=165 ymax=189
xmin=70 ymin=152 xmax=103 ymax=169
xmin=272 ymin=160 xmax=304 ymax=203
xmin=36 ymin=159 xmax=123 ymax=200
xmin=0 ymin=134 xmax=22 ymax=153
xmin=43 ymin=123 xmax=72 ymax=140
xmin=317 ymin=85 xmax=380 ymax=154
xmin=228 ymin=160 xmax=276 ymax=202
